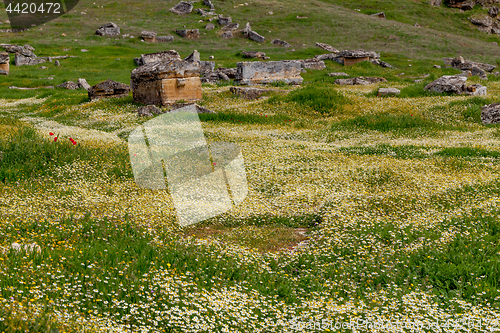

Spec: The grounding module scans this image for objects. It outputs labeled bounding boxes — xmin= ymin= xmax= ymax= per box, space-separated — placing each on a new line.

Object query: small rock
xmin=230 ymin=86 xmax=273 ymax=100
xmin=137 ymin=105 xmax=162 ymax=117
xmin=328 ymin=72 xmax=349 ymax=77
xmin=271 ymin=39 xmax=291 ymax=48
xmin=61 ymin=33 xmax=67 ymax=37
xmin=424 ymin=75 xmax=467 ymax=94
xmin=81 ymin=49 xmax=89 ymax=52
xmin=465 ymin=84 xmax=487 ymax=96
xmin=489 ymin=7 xmax=499 ymax=18
xmin=481 ymin=103 xmax=500 ymax=124
xmin=95 ymin=22 xmax=120 ymax=37
xmin=241 ymin=51 xmax=267 ymax=59
xmin=429 ymin=0 xmax=442 ymax=6
xmin=378 ymin=87 xmax=401 ymax=96
xmin=184 ymin=50 xmax=201 ymax=62
xmin=370 ymin=12 xmax=386 ymax=19
xmin=414 ymin=23 xmax=420 ymax=27
xmin=221 ymin=31 xmax=233 ymax=38
xmin=88 ymin=79 xmax=131 ymax=101
xmin=248 ymin=30 xmax=265 ymax=43
xmin=334 ymin=77 xmax=387 ymax=85
xmin=78 ymin=78 xmax=91 ymax=91
xmin=209 ymin=55 xmax=214 ymax=59
xmin=170 ymin=1 xmax=194 ymax=15
xmin=55 ymin=60 xmax=61 ymax=66
xmin=433 ymin=65 xmax=441 ymax=69
xmin=206 ymin=23 xmax=215 ymax=30
xmin=222 ymin=23 xmax=240 ymax=31
xmin=176 ymin=29 xmax=200 ymax=39
xmin=219 ymin=16 xmax=232 ymax=26
xmin=57 ymin=81 xmax=80 ymax=90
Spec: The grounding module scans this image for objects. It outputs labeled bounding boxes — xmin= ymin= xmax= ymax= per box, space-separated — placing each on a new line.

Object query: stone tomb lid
xmin=131 ymin=60 xmax=201 ymax=80
xmin=339 ymin=49 xmax=380 ymax=59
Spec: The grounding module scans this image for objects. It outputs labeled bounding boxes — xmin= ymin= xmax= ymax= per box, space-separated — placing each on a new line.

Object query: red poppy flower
xmin=49 ymin=132 xmax=54 ymax=136
xmin=54 ymin=137 xmax=58 ymax=142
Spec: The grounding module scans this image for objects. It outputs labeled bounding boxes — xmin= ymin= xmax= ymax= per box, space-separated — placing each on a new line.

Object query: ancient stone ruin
xmin=271 ymin=39 xmax=291 ymax=48
xmin=378 ymin=88 xmax=401 ymax=96
xmin=0 ymin=53 xmax=9 ymax=75
xmin=57 ymin=81 xmax=80 ymax=90
xmin=339 ymin=50 xmax=380 ymax=66
xmin=141 ymin=31 xmax=157 ymax=43
xmin=445 ymin=56 xmax=496 ymax=79
xmin=241 ymin=51 xmax=268 ymax=60
xmin=222 ymin=23 xmax=240 ymax=31
xmin=315 ymin=42 xmax=339 ymax=53
xmin=229 ymin=86 xmax=278 ymax=100
xmin=299 ymin=59 xmax=326 ymax=70
xmin=235 ymin=60 xmax=303 ymax=85
xmin=139 ymin=50 xmax=182 ymax=66
xmin=95 ymin=22 xmax=120 ymax=37
xmin=88 ymin=79 xmax=131 ymax=101
xmin=334 ymin=77 xmax=387 ymax=85
xmin=130 ymin=60 xmax=202 ymax=106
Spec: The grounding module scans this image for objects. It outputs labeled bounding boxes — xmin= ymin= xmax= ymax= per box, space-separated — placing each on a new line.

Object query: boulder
xmin=300 ymin=59 xmax=326 ymax=70
xmin=57 ymin=81 xmax=80 ymax=89
xmin=95 ymin=22 xmax=120 ymax=37
xmin=424 ymin=75 xmax=467 ymax=94
xmin=221 ymin=31 xmax=234 ymax=38
xmin=271 ymin=39 xmax=291 ymax=48
xmin=130 ymin=60 xmax=202 ymax=105
xmin=88 ymin=79 xmax=131 ymax=101
xmin=222 ymin=23 xmax=240 ymax=31
xmin=378 ymin=88 xmax=401 ymax=96
xmin=134 ymin=58 xmax=144 ymax=66
xmin=241 ymin=51 xmax=267 ymax=59
xmin=242 ymin=22 xmax=252 ymax=37
xmin=184 ymin=50 xmax=201 ymax=62
xmin=156 ymin=36 xmax=174 ymax=43
xmin=235 ymin=60 xmax=303 ymax=85
xmin=248 ymin=30 xmax=265 ymax=43
xmin=14 ymin=53 xmax=45 ymax=66
xmin=141 ymin=50 xmax=181 ymax=65
xmin=450 ymin=56 xmax=496 ymax=72
xmin=170 ymin=1 xmax=193 ymax=15
xmin=205 ymin=23 xmax=215 ymax=30
xmin=55 ymin=60 xmax=61 ymax=66
xmin=229 ymin=86 xmax=273 ymax=100
xmin=315 ymin=42 xmax=339 ymax=53
xmin=449 ymin=0 xmax=474 ymax=10
xmin=176 ymin=29 xmax=200 ymax=39
xmin=429 ymin=0 xmax=442 ymax=6
xmin=328 ymin=72 xmax=349 ymax=77
xmin=137 ymin=105 xmax=162 ymax=117
xmin=141 ymin=31 xmax=157 ymax=43
xmin=470 ymin=66 xmax=487 ymax=79
xmin=481 ymin=103 xmax=500 ymax=124
xmin=218 ymin=16 xmax=232 ymax=26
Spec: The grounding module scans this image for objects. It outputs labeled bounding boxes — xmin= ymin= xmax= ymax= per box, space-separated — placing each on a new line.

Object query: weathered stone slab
xmin=235 ymin=60 xmax=303 ymax=85
xmin=200 ymin=61 xmax=215 ymax=76
xmin=222 ymin=23 xmax=239 ymax=31
xmin=131 ymin=61 xmax=202 ymax=105
xmin=14 ymin=53 xmax=45 ymax=66
xmin=0 ymin=69 xmax=7 ymax=75
xmin=203 ymin=0 xmax=215 ymax=10
xmin=450 ymin=56 xmax=496 ymax=72
xmin=328 ymin=72 xmax=349 ymax=77
xmin=481 ymin=103 xmax=500 ymax=124
xmin=221 ymin=31 xmax=234 ymax=38
xmin=184 ymin=50 xmax=200 ymax=62
xmin=218 ymin=16 xmax=232 ymax=26
xmin=57 ymin=81 xmax=80 ymax=90
xmin=2 ymin=44 xmax=35 ymax=57
xmin=371 ymin=59 xmax=396 ymax=69
xmin=300 ymin=59 xmax=326 ymax=70
xmin=176 ymin=29 xmax=200 ymax=39
xmin=378 ymin=88 xmax=401 ymax=96
xmin=315 ymin=42 xmax=339 ymax=53
xmin=78 ymin=78 xmax=91 ymax=91
xmin=88 ymin=80 xmax=131 ymax=101
xmin=315 ymin=53 xmax=344 ymax=64
xmin=243 ymin=22 xmax=252 ymax=36
xmin=170 ymin=1 xmax=193 ymax=15
xmin=370 ymin=12 xmax=386 ymax=18
xmin=0 ymin=53 xmax=9 ymax=74
xmin=339 ymin=50 xmax=380 ymax=59
xmin=141 ymin=50 xmax=181 ymax=65
xmin=429 ymin=0 xmax=442 ymax=6
xmin=271 ymin=39 xmax=291 ymax=48
xmin=95 ymin=22 xmax=120 ymax=37
xmin=141 ymin=31 xmax=157 ymax=43
xmin=248 ymin=30 xmax=265 ymax=43
xmin=334 ymin=77 xmax=387 ymax=85
xmin=205 ymin=23 xmax=215 ymax=30
xmin=156 ymin=36 xmax=174 ymax=43
xmin=424 ymin=75 xmax=467 ymax=94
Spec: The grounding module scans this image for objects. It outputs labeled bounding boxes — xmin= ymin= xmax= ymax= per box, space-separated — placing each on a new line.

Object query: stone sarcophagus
xmin=131 ymin=60 xmax=202 ymax=106
xmin=235 ymin=60 xmax=303 ymax=85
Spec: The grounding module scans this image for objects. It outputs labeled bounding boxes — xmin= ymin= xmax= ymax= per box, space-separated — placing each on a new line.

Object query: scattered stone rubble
xmin=241 ymin=51 xmax=268 ymax=60
xmin=88 ymin=79 xmax=131 ymax=101
xmin=176 ymin=29 xmax=200 ymax=39
xmin=235 ymin=60 xmax=303 ymax=85
xmin=57 ymin=81 xmax=80 ymax=90
xmin=334 ymin=77 xmax=388 ymax=85
xmin=315 ymin=42 xmax=339 ymax=53
xmin=137 ymin=50 xmax=182 ymax=66
xmin=299 ymin=58 xmax=326 ymax=70
xmin=271 ymin=39 xmax=291 ymax=48
xmin=130 ymin=60 xmax=202 ymax=105
xmin=95 ymin=22 xmax=120 ymax=37
xmin=339 ymin=49 xmax=380 ymax=66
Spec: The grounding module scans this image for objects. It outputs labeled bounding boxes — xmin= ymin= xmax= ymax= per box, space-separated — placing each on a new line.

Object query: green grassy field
xmin=1 ymin=0 xmax=500 ymax=332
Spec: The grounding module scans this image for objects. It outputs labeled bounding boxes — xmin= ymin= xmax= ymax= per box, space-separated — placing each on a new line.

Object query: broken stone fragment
xmin=222 ymin=23 xmax=240 ymax=31
xmin=271 ymin=39 xmax=291 ymax=48
xmin=377 ymin=88 xmax=401 ymax=96
xmin=465 ymin=84 xmax=487 ymax=96
xmin=481 ymin=103 xmax=500 ymax=124
xmin=184 ymin=50 xmax=201 ymax=62
xmin=95 ymin=22 xmax=120 ymax=37
xmin=14 ymin=53 xmax=45 ymax=66
xmin=203 ymin=0 xmax=215 ymax=10
xmin=334 ymin=77 xmax=387 ymax=85
xmin=218 ymin=16 xmax=232 ymax=26
xmin=78 ymin=78 xmax=91 ymax=90
xmin=370 ymin=12 xmax=386 ymax=19
xmin=57 ymin=81 xmax=80 ymax=89
xmin=300 ymin=59 xmax=326 ymax=70
xmin=489 ymin=7 xmax=500 ymax=18
xmin=328 ymin=72 xmax=349 ymax=77
xmin=429 ymin=0 xmax=442 ymax=6
xmin=230 ymin=86 xmax=273 ymax=100
xmin=315 ymin=42 xmax=339 ymax=53
xmin=241 ymin=51 xmax=267 ymax=60
xmin=88 ymin=79 xmax=131 ymax=101
xmin=176 ymin=29 xmax=200 ymax=39
xmin=242 ymin=22 xmax=251 ymax=36
xmin=137 ymin=105 xmax=162 ymax=117
xmin=170 ymin=1 xmax=193 ymax=15
xmin=0 ymin=52 xmax=9 ymax=74
xmin=221 ymin=31 xmax=233 ymax=38
xmin=206 ymin=23 xmax=215 ymax=30
xmin=248 ymin=30 xmax=265 ymax=43
xmin=156 ymin=36 xmax=174 ymax=43
xmin=371 ymin=59 xmax=395 ymax=69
